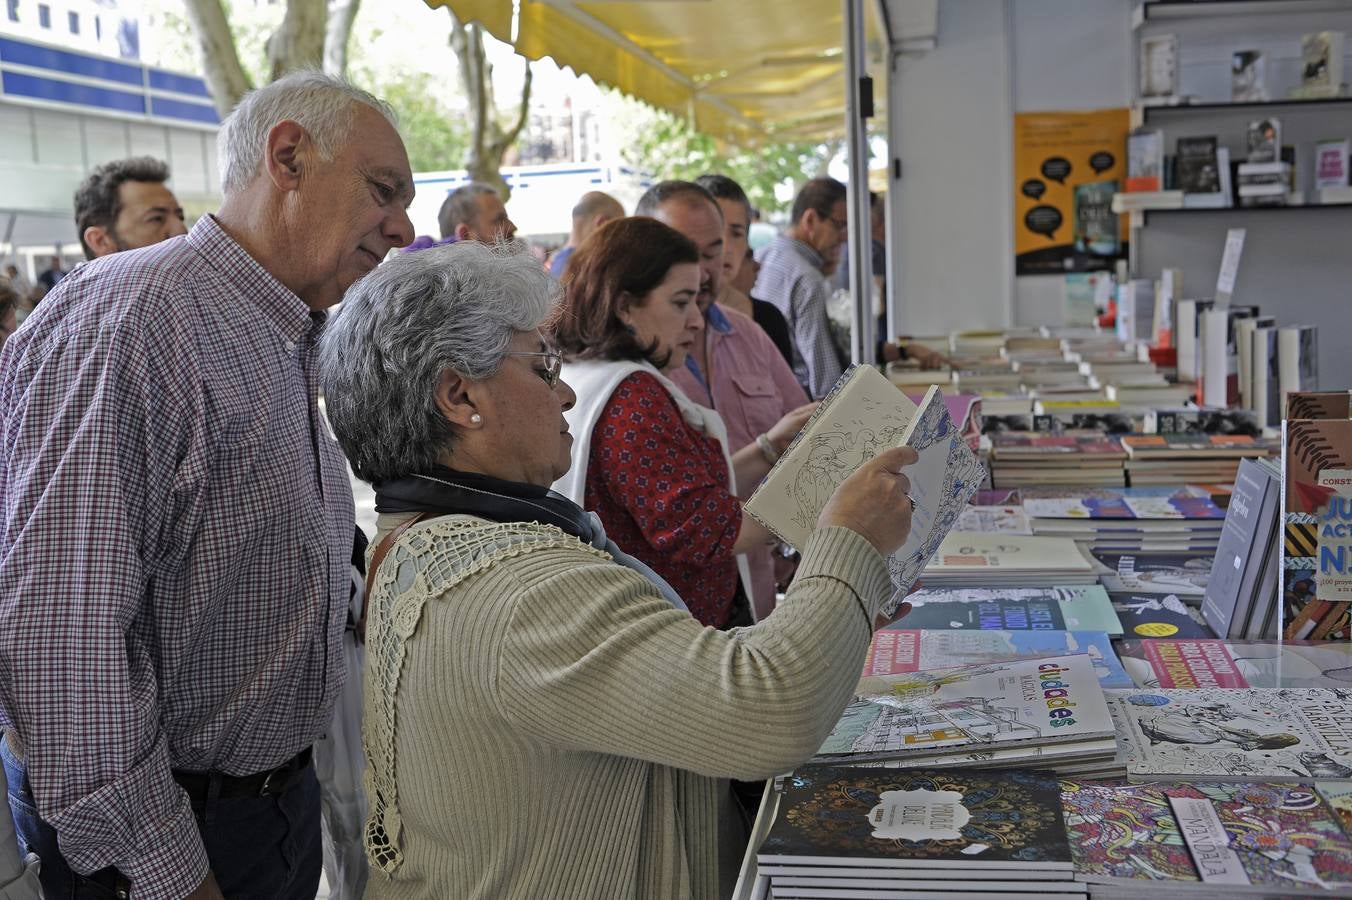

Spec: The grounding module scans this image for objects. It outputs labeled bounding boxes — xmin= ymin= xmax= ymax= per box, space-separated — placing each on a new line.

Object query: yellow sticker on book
xmin=1135 ymin=622 xmax=1178 ymax=637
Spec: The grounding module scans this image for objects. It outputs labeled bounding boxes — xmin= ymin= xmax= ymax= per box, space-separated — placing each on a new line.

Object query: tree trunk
xmin=180 ymin=0 xmax=252 ymax=117
xmin=323 ymin=0 xmax=362 ymax=77
xmin=267 ymin=0 xmax=327 ymax=83
xmin=447 ymin=11 xmax=532 ymax=199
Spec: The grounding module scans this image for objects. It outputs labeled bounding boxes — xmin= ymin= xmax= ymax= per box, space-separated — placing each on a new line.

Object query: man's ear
xmin=434 ymin=368 xmax=482 ymax=428
xmin=264 ymin=120 xmax=308 ymax=193
xmin=453 ymin=223 xmax=473 ymax=242
xmin=82 ymin=226 xmax=116 ymax=259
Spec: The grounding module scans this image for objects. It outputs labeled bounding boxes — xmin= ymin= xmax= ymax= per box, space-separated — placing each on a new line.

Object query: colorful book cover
xmin=760 ymin=766 xmax=1073 ymax=868
xmin=864 ymin=629 xmax=1132 ymax=689
xmin=815 ymin=655 xmax=1114 ymax=762
xmin=746 ymin=366 xmax=984 ymax=613
xmin=1281 ymin=418 xmax=1352 ymax=639
xmin=1024 ymin=488 xmax=1224 ymax=521
xmin=897 ymin=588 xmax=1122 ymax=636
xmin=1061 ymin=779 xmax=1352 ymax=889
xmin=1114 ymin=639 xmax=1250 ymax=689
xmin=1095 ymin=552 xmax=1213 ymax=595
xmin=1116 ymin=639 xmax=1352 ymax=690
xmin=1111 ymin=593 xmax=1217 ymax=639
xmin=1109 ymin=688 xmax=1352 ymax=780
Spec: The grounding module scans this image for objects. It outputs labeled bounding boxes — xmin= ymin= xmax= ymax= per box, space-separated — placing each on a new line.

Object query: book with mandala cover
xmin=813 ymin=654 xmax=1114 ymax=763
xmin=745 ymin=365 xmax=985 ymax=613
xmin=1061 ymin=779 xmax=1352 ymax=891
xmin=864 ymin=629 xmax=1132 ymax=689
xmin=1108 ymin=688 xmax=1352 ymax=781
xmin=758 ymin=766 xmax=1073 ymax=870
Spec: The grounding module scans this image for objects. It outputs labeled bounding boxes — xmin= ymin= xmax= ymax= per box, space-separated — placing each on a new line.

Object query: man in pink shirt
xmin=637 ymin=179 xmax=811 ymax=619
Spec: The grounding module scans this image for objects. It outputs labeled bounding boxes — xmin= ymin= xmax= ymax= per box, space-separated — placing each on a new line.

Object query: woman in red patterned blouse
xmin=553 ymin=218 xmax=812 ymax=628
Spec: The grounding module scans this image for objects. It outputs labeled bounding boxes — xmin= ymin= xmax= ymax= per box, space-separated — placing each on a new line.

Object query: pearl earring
xmin=470 ymin=413 xmax=482 ymax=424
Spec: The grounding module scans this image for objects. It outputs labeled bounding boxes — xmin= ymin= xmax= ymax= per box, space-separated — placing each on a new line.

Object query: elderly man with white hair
xmin=0 ymin=70 xmax=413 ymax=899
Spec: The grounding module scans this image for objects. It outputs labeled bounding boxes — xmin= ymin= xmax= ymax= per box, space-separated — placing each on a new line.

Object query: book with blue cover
xmin=895 ymin=586 xmax=1122 ymax=636
xmin=1109 ymin=593 xmax=1216 ymax=639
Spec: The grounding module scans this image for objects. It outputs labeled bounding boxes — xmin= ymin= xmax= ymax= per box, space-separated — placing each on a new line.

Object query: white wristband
xmin=756 ymin=433 xmax=780 ymax=465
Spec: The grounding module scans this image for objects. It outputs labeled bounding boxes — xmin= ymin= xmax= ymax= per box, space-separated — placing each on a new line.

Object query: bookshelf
xmin=1134 ymin=0 xmax=1352 ymax=27
xmin=1127 ymin=0 xmax=1352 ymax=390
xmin=1139 ymin=95 xmax=1352 ymax=116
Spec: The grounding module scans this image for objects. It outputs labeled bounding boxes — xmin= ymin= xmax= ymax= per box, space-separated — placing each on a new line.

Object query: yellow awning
xmin=422 ymin=0 xmax=891 ymax=142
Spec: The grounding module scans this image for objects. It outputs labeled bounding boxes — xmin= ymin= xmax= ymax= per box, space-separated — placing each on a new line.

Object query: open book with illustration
xmin=746 ymin=365 xmax=985 ymax=613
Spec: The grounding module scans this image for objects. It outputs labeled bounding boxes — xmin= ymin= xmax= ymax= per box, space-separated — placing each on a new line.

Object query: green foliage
xmin=602 ymin=90 xmax=836 ymax=215
xmin=357 ymin=70 xmax=470 ymax=173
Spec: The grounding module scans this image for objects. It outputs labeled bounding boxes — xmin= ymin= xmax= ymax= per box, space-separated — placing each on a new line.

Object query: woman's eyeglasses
xmin=505 ymin=349 xmax=564 ymax=388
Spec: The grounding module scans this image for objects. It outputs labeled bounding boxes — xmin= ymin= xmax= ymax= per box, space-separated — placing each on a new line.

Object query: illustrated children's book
xmin=746 ymin=366 xmax=985 ymax=613
xmin=815 ymin=655 xmax=1114 ymax=763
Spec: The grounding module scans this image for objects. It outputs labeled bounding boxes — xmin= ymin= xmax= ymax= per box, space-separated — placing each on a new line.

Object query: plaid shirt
xmin=753 ymin=235 xmax=846 ymax=400
xmin=0 ymin=216 xmax=353 ymax=898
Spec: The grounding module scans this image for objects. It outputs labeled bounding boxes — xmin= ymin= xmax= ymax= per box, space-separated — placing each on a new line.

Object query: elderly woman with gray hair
xmin=320 ymin=241 xmax=917 ymax=900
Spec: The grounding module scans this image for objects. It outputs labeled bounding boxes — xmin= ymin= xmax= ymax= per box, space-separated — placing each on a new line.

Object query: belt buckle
xmin=259 ymin=764 xmax=285 ymax=797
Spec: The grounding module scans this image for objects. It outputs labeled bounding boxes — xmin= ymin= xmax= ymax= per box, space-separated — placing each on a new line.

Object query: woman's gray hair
xmin=320 ymin=241 xmax=557 ymax=485
xmin=217 ymin=69 xmax=396 ymax=194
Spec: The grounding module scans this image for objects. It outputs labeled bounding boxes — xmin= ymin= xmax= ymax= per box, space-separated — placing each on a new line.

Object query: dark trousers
xmin=2 ymin=739 xmax=322 ymax=900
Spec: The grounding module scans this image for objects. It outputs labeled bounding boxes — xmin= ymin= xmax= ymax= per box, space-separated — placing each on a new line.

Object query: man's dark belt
xmin=171 ymin=746 xmax=312 ymax=803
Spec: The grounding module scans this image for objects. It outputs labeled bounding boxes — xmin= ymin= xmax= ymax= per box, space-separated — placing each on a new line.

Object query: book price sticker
xmin=1214 ymin=228 xmax=1246 ymax=306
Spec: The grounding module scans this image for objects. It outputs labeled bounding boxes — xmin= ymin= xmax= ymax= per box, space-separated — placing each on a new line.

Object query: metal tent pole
xmin=843 ymin=0 xmax=875 ymax=366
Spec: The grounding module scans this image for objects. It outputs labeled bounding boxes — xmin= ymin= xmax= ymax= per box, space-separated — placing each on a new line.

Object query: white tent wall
xmin=886 ymin=0 xmax=1352 ymax=390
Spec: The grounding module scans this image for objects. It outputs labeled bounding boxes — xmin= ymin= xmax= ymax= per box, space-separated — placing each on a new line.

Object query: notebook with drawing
xmin=746 ymin=365 xmax=985 ymax=613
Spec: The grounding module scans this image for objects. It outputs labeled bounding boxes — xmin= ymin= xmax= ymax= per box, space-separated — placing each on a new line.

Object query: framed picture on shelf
xmin=1231 ymin=50 xmax=1267 ymax=102
xmin=1140 ymin=34 xmax=1179 ymax=102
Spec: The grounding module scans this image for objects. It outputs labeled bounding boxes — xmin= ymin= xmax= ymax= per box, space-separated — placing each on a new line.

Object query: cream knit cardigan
xmin=360 ymin=513 xmax=890 ymax=900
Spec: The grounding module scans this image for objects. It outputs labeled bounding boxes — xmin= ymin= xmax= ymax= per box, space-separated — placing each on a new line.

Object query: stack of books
xmin=989 ymin=434 xmax=1128 ymax=489
xmin=1022 ymin=487 xmax=1227 ymax=552
xmin=919 ymin=532 xmax=1101 ymax=587
xmin=811 ymin=655 xmax=1121 ymax=776
xmin=755 ymin=767 xmax=1086 ymax=899
xmin=1120 ymin=433 xmax=1275 ymax=487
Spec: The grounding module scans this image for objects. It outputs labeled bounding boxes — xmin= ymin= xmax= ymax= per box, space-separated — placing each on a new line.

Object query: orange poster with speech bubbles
xmin=1014 ymin=108 xmax=1130 ymax=276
